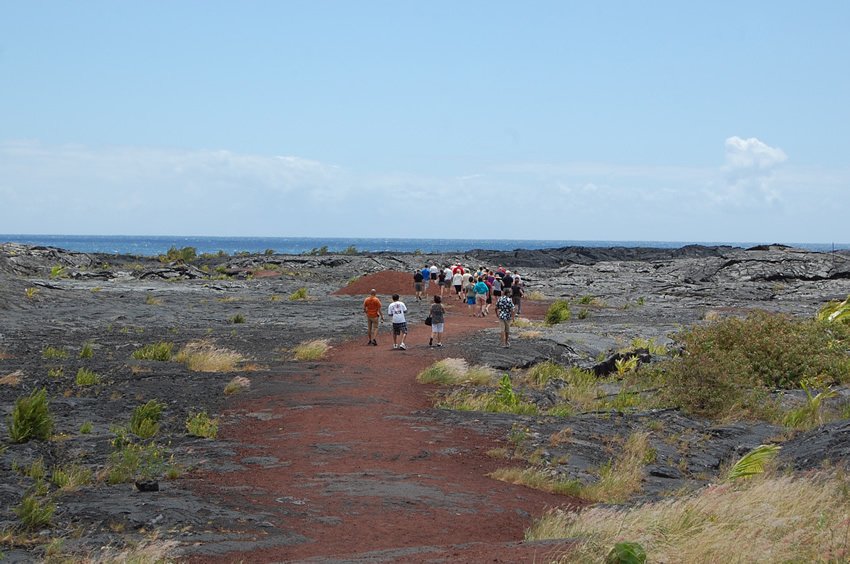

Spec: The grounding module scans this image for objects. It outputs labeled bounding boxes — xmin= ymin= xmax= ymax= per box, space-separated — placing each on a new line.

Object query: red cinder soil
xmin=191 ymin=273 xmax=579 ymax=563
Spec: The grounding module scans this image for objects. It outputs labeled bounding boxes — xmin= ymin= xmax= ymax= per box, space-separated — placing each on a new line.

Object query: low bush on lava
xmin=131 ymin=342 xmax=174 ymax=361
xmin=8 ymin=388 xmax=54 ymax=443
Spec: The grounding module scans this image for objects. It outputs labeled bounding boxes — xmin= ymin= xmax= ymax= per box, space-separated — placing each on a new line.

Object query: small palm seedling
xmin=545 ymin=300 xmax=571 ymax=325
xmin=493 ymin=374 xmax=519 ymax=409
xmin=8 ymin=388 xmax=54 ymax=443
xmin=129 ymin=399 xmax=165 ymax=439
xmin=783 ymin=380 xmax=838 ymax=430
xmin=75 ymin=367 xmax=100 ymax=387
xmin=186 ymin=411 xmax=219 ymax=439
xmin=289 ymin=287 xmax=309 ymax=301
xmin=615 ymin=356 xmax=640 ymax=376
xmin=132 ymin=342 xmax=174 ymax=361
xmin=726 ymin=444 xmax=781 ymax=481
xmin=292 ymin=339 xmax=330 ymax=361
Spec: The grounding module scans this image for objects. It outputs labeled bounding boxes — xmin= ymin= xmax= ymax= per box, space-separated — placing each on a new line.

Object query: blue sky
xmin=1 ymin=1 xmax=848 ymax=243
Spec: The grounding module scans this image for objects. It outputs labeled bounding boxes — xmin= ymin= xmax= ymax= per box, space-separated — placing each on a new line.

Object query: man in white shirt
xmin=387 ymin=294 xmax=408 ymax=350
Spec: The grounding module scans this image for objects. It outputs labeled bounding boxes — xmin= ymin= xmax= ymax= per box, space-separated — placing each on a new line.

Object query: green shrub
xmin=229 ymin=313 xmax=246 ymax=324
xmin=8 ymin=388 xmax=54 ymax=443
xmin=14 ymin=492 xmax=55 ymax=529
xmin=658 ymin=311 xmax=850 ymax=419
xmin=107 ymin=441 xmax=166 ymax=484
xmin=79 ymin=421 xmax=93 ymax=434
xmin=606 ymin=542 xmax=647 ymax=564
xmin=186 ymin=411 xmax=219 ymax=439
xmin=160 ymin=246 xmax=197 ymax=263
xmin=132 ymin=342 xmax=174 ymax=361
xmin=49 ymin=265 xmax=66 ymax=279
xmin=817 ymin=295 xmax=850 ymax=324
xmin=545 ymin=300 xmax=571 ymax=325
xmin=75 ymin=367 xmax=100 ymax=386
xmin=129 ymin=400 xmax=165 ymax=439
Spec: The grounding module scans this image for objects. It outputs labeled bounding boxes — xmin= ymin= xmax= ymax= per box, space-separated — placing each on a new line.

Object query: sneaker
xmin=399 ymin=343 xmax=407 ymax=350
xmin=429 ymin=338 xmax=433 ymax=346
xmin=393 ymin=344 xmax=399 ymax=349
xmin=372 ymin=340 xmax=378 ymax=346
xmin=437 ymin=343 xmax=443 ymax=347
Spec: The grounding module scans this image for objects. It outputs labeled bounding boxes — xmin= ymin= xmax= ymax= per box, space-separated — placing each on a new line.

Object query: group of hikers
xmin=363 ymin=264 xmax=526 ymax=350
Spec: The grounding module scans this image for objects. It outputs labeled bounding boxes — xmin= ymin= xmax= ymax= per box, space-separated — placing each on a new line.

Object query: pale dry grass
xmin=416 ymin=358 xmax=496 ymax=385
xmin=0 ymin=349 xmax=12 ymax=360
xmin=292 ymin=339 xmax=330 ymax=361
xmin=518 ymin=330 xmax=543 ymax=340
xmin=224 ymin=376 xmax=251 ymax=396
xmin=489 ymin=466 xmax=581 ymax=496
xmin=174 ymin=341 xmax=244 ymax=372
xmin=512 ymin=317 xmax=539 ymax=328
xmin=86 ymin=537 xmax=179 ymax=563
xmin=526 ymin=290 xmax=546 ymax=301
xmin=0 ymin=370 xmax=23 ymax=386
xmin=529 ymin=471 xmax=850 ymax=564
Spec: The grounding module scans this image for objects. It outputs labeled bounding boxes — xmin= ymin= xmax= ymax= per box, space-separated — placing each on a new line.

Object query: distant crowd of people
xmin=363 ymin=264 xmax=526 ymax=350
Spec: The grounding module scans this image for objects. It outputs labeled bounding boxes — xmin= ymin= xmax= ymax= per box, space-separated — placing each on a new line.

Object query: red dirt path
xmin=193 ymin=271 xmax=580 ymax=563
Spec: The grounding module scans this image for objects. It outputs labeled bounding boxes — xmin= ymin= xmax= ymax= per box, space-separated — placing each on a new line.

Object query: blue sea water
xmin=1 ymin=234 xmax=847 ymax=256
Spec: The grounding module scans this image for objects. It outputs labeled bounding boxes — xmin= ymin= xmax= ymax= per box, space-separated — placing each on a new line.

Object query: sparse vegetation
xmin=51 ymin=464 xmax=93 ymax=491
xmin=8 ymin=388 xmax=54 ymax=443
xmin=159 ymin=246 xmax=197 ymax=263
xmin=228 ymin=313 xmax=246 ymax=324
xmin=25 ymin=287 xmax=39 ymax=299
xmin=79 ymin=342 xmax=94 ymax=359
xmin=527 ymin=471 xmax=850 ymax=563
xmin=132 ymin=342 xmax=174 ymax=361
xmin=75 ymin=367 xmax=100 ymax=387
xmin=47 ymin=366 xmax=63 ymax=379
xmin=289 ymin=286 xmax=309 ymax=301
xmin=224 ymin=376 xmax=251 ymax=395
xmin=783 ymin=380 xmax=838 ymax=430
xmin=817 ymin=294 xmax=850 ymax=324
xmin=545 ymin=300 xmax=571 ymax=325
xmin=129 ymin=400 xmax=165 ymax=439
xmin=79 ymin=421 xmax=93 ymax=434
xmin=41 ymin=346 xmax=67 ymax=360
xmin=439 ymin=374 xmax=538 ymax=415
xmin=417 ymin=358 xmax=495 ymax=385
xmin=14 ymin=492 xmax=55 ymax=530
xmin=174 ymin=340 xmax=244 ymax=372
xmin=292 ymin=339 xmax=330 ymax=361
xmin=525 ymin=361 xmax=568 ymax=388
xmin=186 ymin=411 xmax=218 ymax=438
xmin=49 ymin=265 xmax=66 ymax=279
xmin=145 ymin=293 xmax=162 ymax=305
xmin=342 ymin=245 xmax=358 ymax=255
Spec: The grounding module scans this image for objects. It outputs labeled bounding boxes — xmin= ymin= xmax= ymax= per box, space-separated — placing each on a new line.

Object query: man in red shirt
xmin=363 ymin=289 xmax=384 ymax=346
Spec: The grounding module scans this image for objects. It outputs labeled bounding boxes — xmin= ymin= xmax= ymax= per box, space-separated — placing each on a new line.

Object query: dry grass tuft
xmin=1 ymin=370 xmax=23 ymax=386
xmin=174 ymin=341 xmax=244 ymax=372
xmin=292 ymin=339 xmax=330 ymax=361
xmin=417 ymin=358 xmax=495 ymax=385
xmin=518 ymin=330 xmax=542 ymax=340
xmin=85 ymin=537 xmax=179 ymax=563
xmin=526 ymin=290 xmax=546 ymax=301
xmin=224 ymin=376 xmax=251 ymax=396
xmin=0 ymin=349 xmax=13 ymax=360
xmin=529 ymin=471 xmax=850 ymax=564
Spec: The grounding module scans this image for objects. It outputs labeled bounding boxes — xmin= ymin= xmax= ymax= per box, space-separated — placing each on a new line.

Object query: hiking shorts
xmin=392 ymin=322 xmax=408 ymax=335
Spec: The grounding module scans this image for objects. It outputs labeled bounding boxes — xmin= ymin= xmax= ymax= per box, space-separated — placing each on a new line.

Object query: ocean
xmin=1 ymin=234 xmax=847 ymax=257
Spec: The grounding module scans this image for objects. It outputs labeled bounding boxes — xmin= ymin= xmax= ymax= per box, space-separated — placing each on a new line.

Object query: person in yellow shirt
xmin=363 ymin=289 xmax=384 ymax=346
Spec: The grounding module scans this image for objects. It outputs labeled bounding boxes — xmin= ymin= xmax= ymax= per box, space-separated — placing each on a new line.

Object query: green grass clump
xmin=75 ymin=367 xmax=100 ymax=387
xmin=14 ymin=492 xmax=55 ymax=530
xmin=289 ymin=287 xmax=309 ymax=301
xmin=439 ymin=375 xmax=538 ymax=415
xmin=79 ymin=342 xmax=94 ymax=359
xmin=42 ymin=346 xmax=67 ymax=360
xmin=159 ymin=246 xmax=197 ymax=263
xmin=817 ymin=295 xmax=850 ymax=324
xmin=417 ymin=358 xmax=495 ymax=386
xmin=107 ymin=441 xmax=166 ymax=484
xmin=545 ymin=300 xmax=571 ymax=325
xmin=79 ymin=421 xmax=93 ymax=434
xmin=526 ymin=361 xmax=569 ymax=388
xmin=129 ymin=400 xmax=165 ymax=439
xmin=132 ymin=342 xmax=174 ymax=361
xmin=229 ymin=313 xmax=246 ymax=324
xmin=51 ymin=464 xmax=93 ymax=491
xmin=47 ymin=366 xmax=64 ymax=379
xmin=224 ymin=376 xmax=250 ymax=396
xmin=656 ymin=311 xmax=850 ymax=419
xmin=8 ymin=388 xmax=54 ymax=443
xmin=186 ymin=411 xmax=219 ymax=439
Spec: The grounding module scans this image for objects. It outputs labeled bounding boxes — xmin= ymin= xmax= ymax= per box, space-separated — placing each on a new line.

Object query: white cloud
xmin=711 ymin=136 xmax=788 ymax=206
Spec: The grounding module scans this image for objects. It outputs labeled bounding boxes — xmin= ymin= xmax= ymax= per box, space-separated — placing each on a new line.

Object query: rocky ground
xmin=1 ymin=243 xmax=850 ymax=562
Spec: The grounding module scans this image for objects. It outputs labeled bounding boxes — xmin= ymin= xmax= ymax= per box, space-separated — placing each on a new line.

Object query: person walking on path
xmin=413 ymin=269 xmax=425 ymax=301
xmin=511 ymin=280 xmax=524 ymax=315
xmin=429 ymin=295 xmax=446 ymax=347
xmin=474 ymin=277 xmax=489 ymax=317
xmin=452 ymin=269 xmax=464 ymax=301
xmin=363 ymin=289 xmax=384 ymax=346
xmin=388 ymin=294 xmax=409 ymax=350
xmin=496 ymin=288 xmax=516 ymax=348
xmin=465 ymin=276 xmax=477 ymax=316
xmin=421 ymin=265 xmax=431 ymax=293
